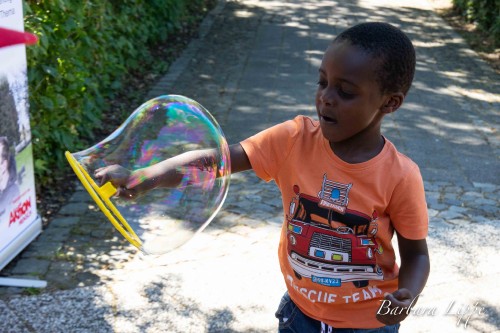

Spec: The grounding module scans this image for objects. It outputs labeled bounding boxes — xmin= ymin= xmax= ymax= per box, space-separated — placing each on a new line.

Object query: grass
xmin=24 ymin=287 xmax=42 ymax=295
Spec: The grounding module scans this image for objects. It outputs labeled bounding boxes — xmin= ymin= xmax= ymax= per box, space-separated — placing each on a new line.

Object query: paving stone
xmin=427 ymin=208 xmax=439 ymax=218
xmin=49 ymin=216 xmax=80 ymax=228
xmin=44 ymin=261 xmax=77 ymax=289
xmin=438 ymin=209 xmax=465 ymax=220
xmin=447 ymin=219 xmax=470 ymax=226
xmin=11 ymin=259 xmax=50 ymax=276
xmin=267 ymin=215 xmax=285 ymax=225
xmin=428 ymin=203 xmax=447 ymax=210
xmin=443 ymin=198 xmax=463 ymax=206
xmin=0 ymin=287 xmax=24 ymax=297
xmin=57 ymin=202 xmax=92 ymax=216
xmin=429 ymin=217 xmax=446 ymax=224
xmin=483 ymin=191 xmax=499 ymax=201
xmin=448 ymin=205 xmax=469 ymax=214
xmin=75 ymin=272 xmax=100 ymax=286
xmin=469 ymin=216 xmax=492 ymax=224
xmin=21 ymin=241 xmax=63 ymax=259
xmin=37 ymin=228 xmax=71 ymax=242
xmin=472 ymin=182 xmax=497 ymax=191
xmin=478 ymin=205 xmax=498 ymax=215
xmin=461 ymin=191 xmax=484 ymax=200
xmin=69 ymin=191 xmax=93 ymax=203
xmin=474 ymin=198 xmax=497 ymax=206
xmin=423 ymin=182 xmax=440 ymax=191
xmin=90 ymin=229 xmax=110 ymax=239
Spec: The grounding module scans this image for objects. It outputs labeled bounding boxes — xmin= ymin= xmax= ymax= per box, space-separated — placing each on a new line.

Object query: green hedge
xmin=23 ymin=0 xmax=211 ymax=186
xmin=452 ymin=0 xmax=500 ymax=45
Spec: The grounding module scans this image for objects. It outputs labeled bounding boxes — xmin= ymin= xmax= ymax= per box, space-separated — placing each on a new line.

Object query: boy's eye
xmin=337 ymin=83 xmax=356 ymax=99
xmin=317 ymin=80 xmax=327 ymax=88
xmin=317 ymin=79 xmax=356 ymax=100
xmin=337 ymin=87 xmax=356 ymax=99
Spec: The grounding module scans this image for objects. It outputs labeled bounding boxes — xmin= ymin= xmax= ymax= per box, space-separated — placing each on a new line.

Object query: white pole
xmin=0 ymin=277 xmax=47 ymax=288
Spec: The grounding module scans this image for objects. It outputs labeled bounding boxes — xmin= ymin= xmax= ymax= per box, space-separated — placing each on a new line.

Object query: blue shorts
xmin=275 ymin=292 xmax=400 ymax=333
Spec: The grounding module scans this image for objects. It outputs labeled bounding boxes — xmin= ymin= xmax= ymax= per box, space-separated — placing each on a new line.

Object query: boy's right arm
xmin=229 ymin=143 xmax=252 ymax=173
xmin=95 ymin=143 xmax=252 ymax=198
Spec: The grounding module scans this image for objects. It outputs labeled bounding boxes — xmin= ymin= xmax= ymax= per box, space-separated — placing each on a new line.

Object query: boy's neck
xmin=329 ymin=134 xmax=385 ymax=164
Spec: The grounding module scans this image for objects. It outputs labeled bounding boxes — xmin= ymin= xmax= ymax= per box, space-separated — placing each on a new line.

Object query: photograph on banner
xmin=0 ymin=74 xmax=34 ymax=228
xmin=0 ymin=0 xmax=40 ymax=268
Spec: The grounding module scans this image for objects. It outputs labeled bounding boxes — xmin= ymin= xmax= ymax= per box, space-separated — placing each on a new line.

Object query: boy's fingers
xmin=94 ymin=166 xmax=111 ymax=176
xmin=96 ymin=173 xmax=109 ymax=186
xmin=384 ymin=289 xmax=413 ymax=308
xmin=376 ymin=289 xmax=414 ymax=325
xmin=95 ymin=165 xmax=119 ymax=176
xmin=94 ymin=168 xmax=107 ymax=182
xmin=115 ymin=187 xmax=137 ymax=199
xmin=392 ymin=288 xmax=413 ymax=301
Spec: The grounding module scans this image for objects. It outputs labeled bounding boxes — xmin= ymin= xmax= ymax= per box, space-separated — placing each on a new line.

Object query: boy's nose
xmin=320 ymin=88 xmax=337 ymax=106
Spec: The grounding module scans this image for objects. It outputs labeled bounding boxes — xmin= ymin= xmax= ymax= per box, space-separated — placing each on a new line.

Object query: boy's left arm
xmin=376 ymin=234 xmax=430 ymax=325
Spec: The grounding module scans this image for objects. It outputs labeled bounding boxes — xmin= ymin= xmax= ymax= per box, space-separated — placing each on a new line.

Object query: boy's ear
xmin=381 ymin=92 xmax=405 ymax=114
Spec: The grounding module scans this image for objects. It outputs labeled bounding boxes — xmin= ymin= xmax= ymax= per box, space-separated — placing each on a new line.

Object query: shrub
xmin=452 ymin=0 xmax=500 ymax=46
xmin=23 ymin=0 xmax=212 ymax=186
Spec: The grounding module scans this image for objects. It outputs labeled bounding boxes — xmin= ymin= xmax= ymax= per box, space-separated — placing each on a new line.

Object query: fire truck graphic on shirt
xmin=286 ymin=174 xmax=383 ymax=288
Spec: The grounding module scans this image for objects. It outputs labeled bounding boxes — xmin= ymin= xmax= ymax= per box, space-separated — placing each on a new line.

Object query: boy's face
xmin=315 ymin=41 xmax=390 ymax=145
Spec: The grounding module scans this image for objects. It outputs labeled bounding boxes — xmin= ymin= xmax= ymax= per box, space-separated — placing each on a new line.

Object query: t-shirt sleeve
xmin=240 ymin=116 xmax=302 ymax=182
xmin=387 ymin=164 xmax=428 ymax=239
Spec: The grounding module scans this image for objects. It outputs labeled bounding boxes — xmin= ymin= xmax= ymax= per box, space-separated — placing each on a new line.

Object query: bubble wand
xmin=65 ymin=95 xmax=231 ymax=254
xmin=65 ymin=152 xmax=142 ymax=248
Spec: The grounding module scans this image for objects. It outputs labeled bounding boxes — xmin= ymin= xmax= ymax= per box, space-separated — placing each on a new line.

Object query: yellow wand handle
xmin=65 ymin=151 xmax=142 ymax=249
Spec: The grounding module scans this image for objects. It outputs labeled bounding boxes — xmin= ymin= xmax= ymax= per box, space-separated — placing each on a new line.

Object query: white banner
xmin=0 ymin=0 xmax=41 ymax=271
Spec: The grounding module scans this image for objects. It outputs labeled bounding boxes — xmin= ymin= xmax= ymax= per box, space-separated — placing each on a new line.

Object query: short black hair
xmin=333 ymin=22 xmax=416 ymax=95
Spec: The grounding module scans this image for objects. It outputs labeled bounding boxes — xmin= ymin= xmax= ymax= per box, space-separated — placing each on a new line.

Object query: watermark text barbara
xmin=377 ymin=295 xmax=485 ymax=329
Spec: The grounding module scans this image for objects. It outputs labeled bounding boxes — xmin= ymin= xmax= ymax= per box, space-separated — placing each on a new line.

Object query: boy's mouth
xmin=320 ymin=114 xmax=337 ymax=124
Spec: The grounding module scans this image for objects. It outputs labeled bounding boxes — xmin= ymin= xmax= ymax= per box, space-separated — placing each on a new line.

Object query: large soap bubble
xmin=65 ymin=95 xmax=230 ymax=254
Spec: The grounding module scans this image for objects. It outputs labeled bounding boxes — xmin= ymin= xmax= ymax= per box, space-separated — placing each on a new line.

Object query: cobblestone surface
xmin=0 ymin=0 xmax=499 ymax=332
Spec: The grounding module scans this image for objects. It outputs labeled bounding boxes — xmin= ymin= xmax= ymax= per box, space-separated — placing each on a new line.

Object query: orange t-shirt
xmin=240 ymin=115 xmax=428 ymax=328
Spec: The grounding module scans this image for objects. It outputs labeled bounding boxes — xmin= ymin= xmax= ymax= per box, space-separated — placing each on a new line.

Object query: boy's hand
xmin=94 ymin=165 xmax=137 ymax=199
xmin=377 ymin=235 xmax=429 ymax=326
xmin=95 ymin=165 xmax=131 ymax=187
xmin=376 ymin=288 xmax=414 ymax=325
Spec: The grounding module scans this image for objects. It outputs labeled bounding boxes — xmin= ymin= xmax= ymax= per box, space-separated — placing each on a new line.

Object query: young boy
xmin=96 ymin=22 xmax=429 ymax=332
